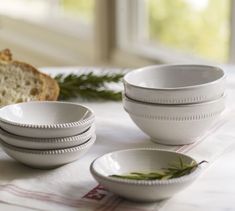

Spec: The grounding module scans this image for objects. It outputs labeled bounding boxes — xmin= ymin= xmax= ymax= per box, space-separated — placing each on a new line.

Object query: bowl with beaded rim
xmin=90 ymin=148 xmax=204 ymax=202
xmin=0 ymin=134 xmax=96 ymax=169
xmin=0 ymin=101 xmax=95 ymax=138
xmin=124 ymin=64 xmax=225 ymax=104
xmin=0 ymin=124 xmax=95 ymax=149
xmin=123 ymin=94 xmax=225 ymax=145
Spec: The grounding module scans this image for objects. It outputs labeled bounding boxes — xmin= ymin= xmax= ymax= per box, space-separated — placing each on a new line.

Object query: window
xmin=0 ymin=0 xmax=233 ymax=66
xmin=116 ymin=0 xmax=231 ymax=63
xmin=0 ymin=0 xmax=95 ymax=66
xmin=0 ymin=0 xmax=94 ymax=37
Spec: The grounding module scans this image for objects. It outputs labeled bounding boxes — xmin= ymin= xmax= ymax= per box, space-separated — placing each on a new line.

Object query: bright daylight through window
xmin=0 ymin=0 xmax=94 ymax=35
xmin=146 ymin=0 xmax=230 ymax=62
xmin=0 ymin=0 xmax=232 ymax=64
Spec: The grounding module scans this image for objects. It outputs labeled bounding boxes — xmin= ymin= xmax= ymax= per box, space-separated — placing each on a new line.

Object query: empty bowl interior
xmin=0 ymin=101 xmax=93 ymax=125
xmin=124 ymin=65 xmax=224 ymax=89
xmin=93 ymin=149 xmax=195 ymax=176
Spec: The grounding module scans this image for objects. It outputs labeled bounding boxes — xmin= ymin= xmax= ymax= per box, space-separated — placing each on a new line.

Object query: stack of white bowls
xmin=123 ymin=64 xmax=226 ymax=145
xmin=0 ymin=101 xmax=95 ymax=169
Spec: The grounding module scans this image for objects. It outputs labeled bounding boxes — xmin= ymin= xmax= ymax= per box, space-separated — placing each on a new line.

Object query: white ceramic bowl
xmin=124 ymin=64 xmax=225 ymax=104
xmin=0 ymin=125 xmax=95 ymax=149
xmin=0 ymin=101 xmax=95 ymax=138
xmin=123 ymin=94 xmax=225 ymax=145
xmin=90 ymin=148 xmax=203 ymax=202
xmin=0 ymin=134 xmax=96 ymax=169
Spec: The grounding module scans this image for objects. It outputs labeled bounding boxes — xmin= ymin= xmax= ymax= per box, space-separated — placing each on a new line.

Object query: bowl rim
xmin=0 ymin=101 xmax=95 ymax=129
xmin=123 ymin=64 xmax=226 ymax=91
xmin=0 ymin=124 xmax=95 ymax=143
xmin=0 ymin=134 xmax=96 ymax=155
xmin=123 ymin=93 xmax=225 ymax=108
xmin=90 ymin=148 xmax=204 ymax=186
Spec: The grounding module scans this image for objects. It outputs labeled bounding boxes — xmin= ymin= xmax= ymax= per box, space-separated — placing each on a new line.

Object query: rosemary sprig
xmin=54 ymin=72 xmax=124 ymax=101
xmin=110 ymin=158 xmax=207 ymax=180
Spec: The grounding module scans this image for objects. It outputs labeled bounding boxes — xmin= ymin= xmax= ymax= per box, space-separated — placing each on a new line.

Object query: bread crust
xmin=40 ymin=72 xmax=60 ymax=101
xmin=0 ymin=49 xmax=12 ymax=62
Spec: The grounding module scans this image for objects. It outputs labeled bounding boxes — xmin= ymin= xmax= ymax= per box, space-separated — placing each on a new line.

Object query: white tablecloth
xmin=0 ymin=66 xmax=235 ymax=211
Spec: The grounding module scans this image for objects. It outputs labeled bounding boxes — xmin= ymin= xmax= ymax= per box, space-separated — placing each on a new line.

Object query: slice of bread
xmin=0 ymin=49 xmax=59 ymax=106
xmin=0 ymin=61 xmax=46 ymax=105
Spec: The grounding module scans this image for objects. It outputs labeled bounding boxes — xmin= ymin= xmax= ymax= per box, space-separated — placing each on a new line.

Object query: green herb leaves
xmin=110 ymin=158 xmax=207 ymax=180
xmin=54 ymin=72 xmax=124 ymax=101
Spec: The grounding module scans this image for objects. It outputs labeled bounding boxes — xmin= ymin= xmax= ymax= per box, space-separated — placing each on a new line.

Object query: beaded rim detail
xmin=124 ymin=108 xmax=223 ymax=121
xmin=0 ymin=134 xmax=96 ymax=155
xmin=0 ymin=114 xmax=95 ymax=129
xmin=0 ymin=101 xmax=95 ymax=129
xmin=126 ymin=93 xmax=224 ymax=104
xmin=0 ymin=125 xmax=95 ymax=143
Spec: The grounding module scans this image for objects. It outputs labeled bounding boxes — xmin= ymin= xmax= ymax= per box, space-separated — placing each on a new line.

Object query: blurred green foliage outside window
xmin=147 ymin=0 xmax=230 ymax=62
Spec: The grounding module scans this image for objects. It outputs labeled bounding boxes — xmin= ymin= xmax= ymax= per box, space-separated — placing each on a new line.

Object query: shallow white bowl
xmin=123 ymin=94 xmax=225 ymax=145
xmin=0 ymin=134 xmax=96 ymax=169
xmin=0 ymin=101 xmax=95 ymax=138
xmin=0 ymin=125 xmax=95 ymax=149
xmin=124 ymin=64 xmax=225 ymax=104
xmin=90 ymin=148 xmax=203 ymax=202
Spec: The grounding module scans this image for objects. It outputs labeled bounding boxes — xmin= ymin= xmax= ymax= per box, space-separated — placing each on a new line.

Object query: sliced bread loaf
xmin=0 ymin=61 xmax=47 ymax=105
xmin=0 ymin=49 xmax=59 ymax=106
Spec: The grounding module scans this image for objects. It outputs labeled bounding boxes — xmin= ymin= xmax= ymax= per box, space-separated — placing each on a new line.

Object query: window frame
xmin=0 ymin=0 xmax=96 ymax=66
xmin=229 ymin=0 xmax=235 ymax=63
xmin=0 ymin=0 xmax=94 ymax=39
